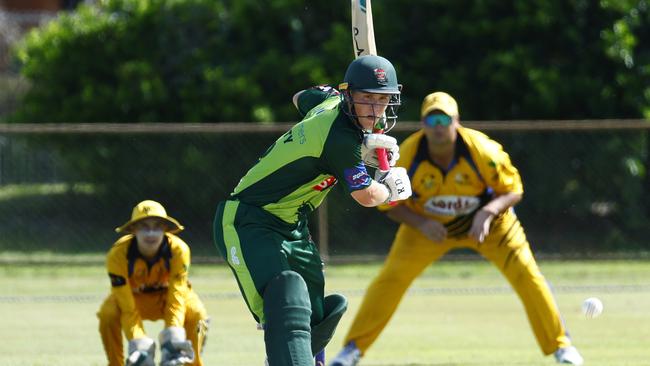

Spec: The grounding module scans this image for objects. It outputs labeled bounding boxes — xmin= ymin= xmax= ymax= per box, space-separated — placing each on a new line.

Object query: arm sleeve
xmin=164 ymin=236 xmax=191 ymax=327
xmin=476 ymin=139 xmax=523 ymax=195
xmin=323 ymin=133 xmax=372 ymax=193
xmin=106 ymin=248 xmax=146 ymax=340
xmin=296 ymin=85 xmax=340 ymax=117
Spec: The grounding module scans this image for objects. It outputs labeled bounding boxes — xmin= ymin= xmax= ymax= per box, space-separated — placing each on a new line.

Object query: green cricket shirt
xmin=231 ymin=86 xmax=371 ymax=224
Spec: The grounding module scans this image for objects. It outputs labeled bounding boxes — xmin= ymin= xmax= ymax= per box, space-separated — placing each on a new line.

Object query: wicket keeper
xmin=97 ymin=200 xmax=209 ymax=366
xmin=330 ymin=92 xmax=584 ymax=366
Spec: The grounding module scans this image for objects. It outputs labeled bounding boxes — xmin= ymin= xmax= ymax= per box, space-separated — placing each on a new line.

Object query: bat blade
xmin=351 ymin=0 xmax=377 ymax=58
xmin=350 ymin=0 xmax=393 ymax=190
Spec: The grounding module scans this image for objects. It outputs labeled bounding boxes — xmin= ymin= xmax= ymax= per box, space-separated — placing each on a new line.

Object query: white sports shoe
xmin=329 ymin=342 xmax=361 ymax=366
xmin=554 ymin=346 xmax=584 ymax=365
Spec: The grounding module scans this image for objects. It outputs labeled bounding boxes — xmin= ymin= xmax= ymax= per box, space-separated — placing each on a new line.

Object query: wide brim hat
xmin=115 ymin=200 xmax=184 ymax=234
xmin=421 ymin=91 xmax=459 ymax=117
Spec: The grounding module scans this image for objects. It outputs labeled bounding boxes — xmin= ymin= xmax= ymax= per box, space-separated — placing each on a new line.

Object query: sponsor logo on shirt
xmin=313 ymin=176 xmax=338 ymax=191
xmin=423 ymin=195 xmax=481 ymax=216
xmin=344 ymin=164 xmax=371 ymax=190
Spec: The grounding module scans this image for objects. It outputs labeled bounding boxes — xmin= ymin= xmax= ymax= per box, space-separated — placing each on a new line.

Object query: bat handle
xmin=372 ymin=128 xmax=397 ymax=206
xmin=376 ymin=148 xmax=390 ymax=171
xmin=372 ymin=127 xmax=390 ymax=172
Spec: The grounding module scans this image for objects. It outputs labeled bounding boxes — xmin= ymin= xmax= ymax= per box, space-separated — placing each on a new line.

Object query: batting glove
xmin=377 ymin=167 xmax=412 ymax=203
xmin=159 ymin=327 xmax=195 ymax=366
xmin=361 ymin=133 xmax=400 ymax=168
xmin=126 ymin=337 xmax=155 ymax=366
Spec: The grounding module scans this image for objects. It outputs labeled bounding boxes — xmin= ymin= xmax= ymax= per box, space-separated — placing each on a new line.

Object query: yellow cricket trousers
xmin=97 ymin=290 xmax=208 ymax=366
xmin=344 ymin=212 xmax=571 ymax=356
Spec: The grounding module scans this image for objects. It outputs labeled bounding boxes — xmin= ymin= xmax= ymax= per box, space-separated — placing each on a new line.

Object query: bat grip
xmin=372 ymin=127 xmax=390 ymax=172
xmin=372 ymin=128 xmax=396 ymax=206
xmin=376 ymin=148 xmax=390 ymax=171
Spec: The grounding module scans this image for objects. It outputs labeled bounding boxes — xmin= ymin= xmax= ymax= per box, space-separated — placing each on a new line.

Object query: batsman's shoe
xmin=329 ymin=342 xmax=361 ymax=366
xmin=315 ymin=350 xmax=325 ymax=366
xmin=554 ymin=346 xmax=584 ymax=365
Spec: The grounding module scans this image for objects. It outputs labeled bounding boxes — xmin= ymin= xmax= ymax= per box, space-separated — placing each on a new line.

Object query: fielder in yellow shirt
xmin=97 ymin=200 xmax=209 ymax=366
xmin=330 ymin=92 xmax=584 ymax=366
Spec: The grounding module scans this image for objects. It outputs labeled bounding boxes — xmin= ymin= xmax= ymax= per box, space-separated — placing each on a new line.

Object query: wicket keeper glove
xmin=377 ymin=167 xmax=412 ymax=202
xmin=126 ymin=337 xmax=156 ymax=366
xmin=361 ymin=133 xmax=400 ymax=168
xmin=159 ymin=327 xmax=195 ymax=366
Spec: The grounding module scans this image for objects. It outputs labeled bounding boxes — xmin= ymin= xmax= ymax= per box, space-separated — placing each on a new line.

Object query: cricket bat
xmin=351 ymin=0 xmax=377 ymax=58
xmin=351 ymin=0 xmax=391 ymax=173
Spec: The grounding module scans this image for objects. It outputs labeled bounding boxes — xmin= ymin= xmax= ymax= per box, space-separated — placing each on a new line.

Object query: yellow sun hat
xmin=115 ymin=200 xmax=184 ymax=234
xmin=420 ymin=91 xmax=459 ymax=118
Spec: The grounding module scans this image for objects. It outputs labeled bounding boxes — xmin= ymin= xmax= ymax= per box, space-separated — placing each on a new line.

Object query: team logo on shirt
xmin=344 ymin=164 xmax=371 ymax=190
xmin=374 ymin=68 xmax=387 ymax=85
xmin=423 ymin=195 xmax=481 ymax=216
xmin=421 ymin=174 xmax=436 ymax=189
xmin=454 ymin=173 xmax=471 ymax=185
xmin=313 ymin=176 xmax=338 ymax=191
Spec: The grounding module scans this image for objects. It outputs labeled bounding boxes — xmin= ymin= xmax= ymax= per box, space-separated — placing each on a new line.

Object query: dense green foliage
xmin=10 ymin=0 xmax=650 ymax=122
xmin=5 ymin=0 xmax=650 ymax=252
xmin=11 ymin=0 xmax=348 ymax=123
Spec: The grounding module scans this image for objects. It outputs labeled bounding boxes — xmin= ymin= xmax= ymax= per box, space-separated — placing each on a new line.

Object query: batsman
xmin=97 ymin=200 xmax=210 ymax=366
xmin=213 ymin=55 xmax=412 ymax=366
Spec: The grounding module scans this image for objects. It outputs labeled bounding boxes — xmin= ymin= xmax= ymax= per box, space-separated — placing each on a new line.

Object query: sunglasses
xmin=423 ymin=114 xmax=452 ymax=127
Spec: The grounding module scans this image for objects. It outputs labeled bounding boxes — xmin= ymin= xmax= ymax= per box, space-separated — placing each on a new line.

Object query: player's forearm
xmin=351 ymin=181 xmax=390 ymax=207
xmin=481 ymin=192 xmax=522 ymax=216
xmin=385 ymin=204 xmax=428 ymax=228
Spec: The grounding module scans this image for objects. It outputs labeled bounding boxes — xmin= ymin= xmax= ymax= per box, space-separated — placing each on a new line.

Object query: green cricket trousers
xmin=213 ymin=199 xmax=325 ymax=326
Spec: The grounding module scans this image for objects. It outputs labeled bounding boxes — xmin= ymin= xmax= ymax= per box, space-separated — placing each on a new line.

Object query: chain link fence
xmin=0 ymin=121 xmax=648 ymax=261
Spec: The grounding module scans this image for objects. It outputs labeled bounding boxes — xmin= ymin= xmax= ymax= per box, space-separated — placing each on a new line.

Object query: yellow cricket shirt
xmin=105 ymin=233 xmax=192 ymax=339
xmin=380 ymin=126 xmax=523 ymax=237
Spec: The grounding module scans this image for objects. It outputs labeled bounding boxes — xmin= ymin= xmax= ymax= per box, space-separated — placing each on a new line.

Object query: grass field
xmin=1 ymin=258 xmax=649 ymax=366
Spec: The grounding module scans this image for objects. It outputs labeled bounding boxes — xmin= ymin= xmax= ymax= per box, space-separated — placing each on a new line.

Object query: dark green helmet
xmin=343 ymin=55 xmax=400 ymax=94
xmin=340 ymin=55 xmax=401 ymax=131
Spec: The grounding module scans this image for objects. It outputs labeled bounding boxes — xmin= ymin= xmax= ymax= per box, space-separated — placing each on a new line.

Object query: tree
xmin=7 ymin=0 xmax=649 ymax=252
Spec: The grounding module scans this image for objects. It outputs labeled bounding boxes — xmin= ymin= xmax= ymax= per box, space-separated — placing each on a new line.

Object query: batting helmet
xmin=339 ymin=55 xmax=401 ymax=131
xmin=342 ymin=55 xmax=400 ymax=94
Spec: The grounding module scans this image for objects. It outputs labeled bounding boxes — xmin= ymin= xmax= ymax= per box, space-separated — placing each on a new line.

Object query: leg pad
xmin=263 ymin=271 xmax=313 ymax=366
xmin=311 ymin=294 xmax=348 ymax=355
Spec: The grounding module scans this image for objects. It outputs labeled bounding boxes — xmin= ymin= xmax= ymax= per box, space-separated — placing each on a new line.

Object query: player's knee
xmin=97 ymin=299 xmax=120 ymax=324
xmin=263 ymin=271 xmax=312 ymax=330
xmin=263 ymin=271 xmax=313 ymax=365
xmin=374 ymin=268 xmax=413 ymax=289
xmin=311 ymin=294 xmax=347 ymax=355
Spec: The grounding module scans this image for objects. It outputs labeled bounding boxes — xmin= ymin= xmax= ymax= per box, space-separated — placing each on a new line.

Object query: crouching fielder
xmin=98 ymin=200 xmax=209 ymax=366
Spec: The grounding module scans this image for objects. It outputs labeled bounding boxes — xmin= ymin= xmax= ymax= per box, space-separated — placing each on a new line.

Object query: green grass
xmin=0 ymin=260 xmax=649 ymax=365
